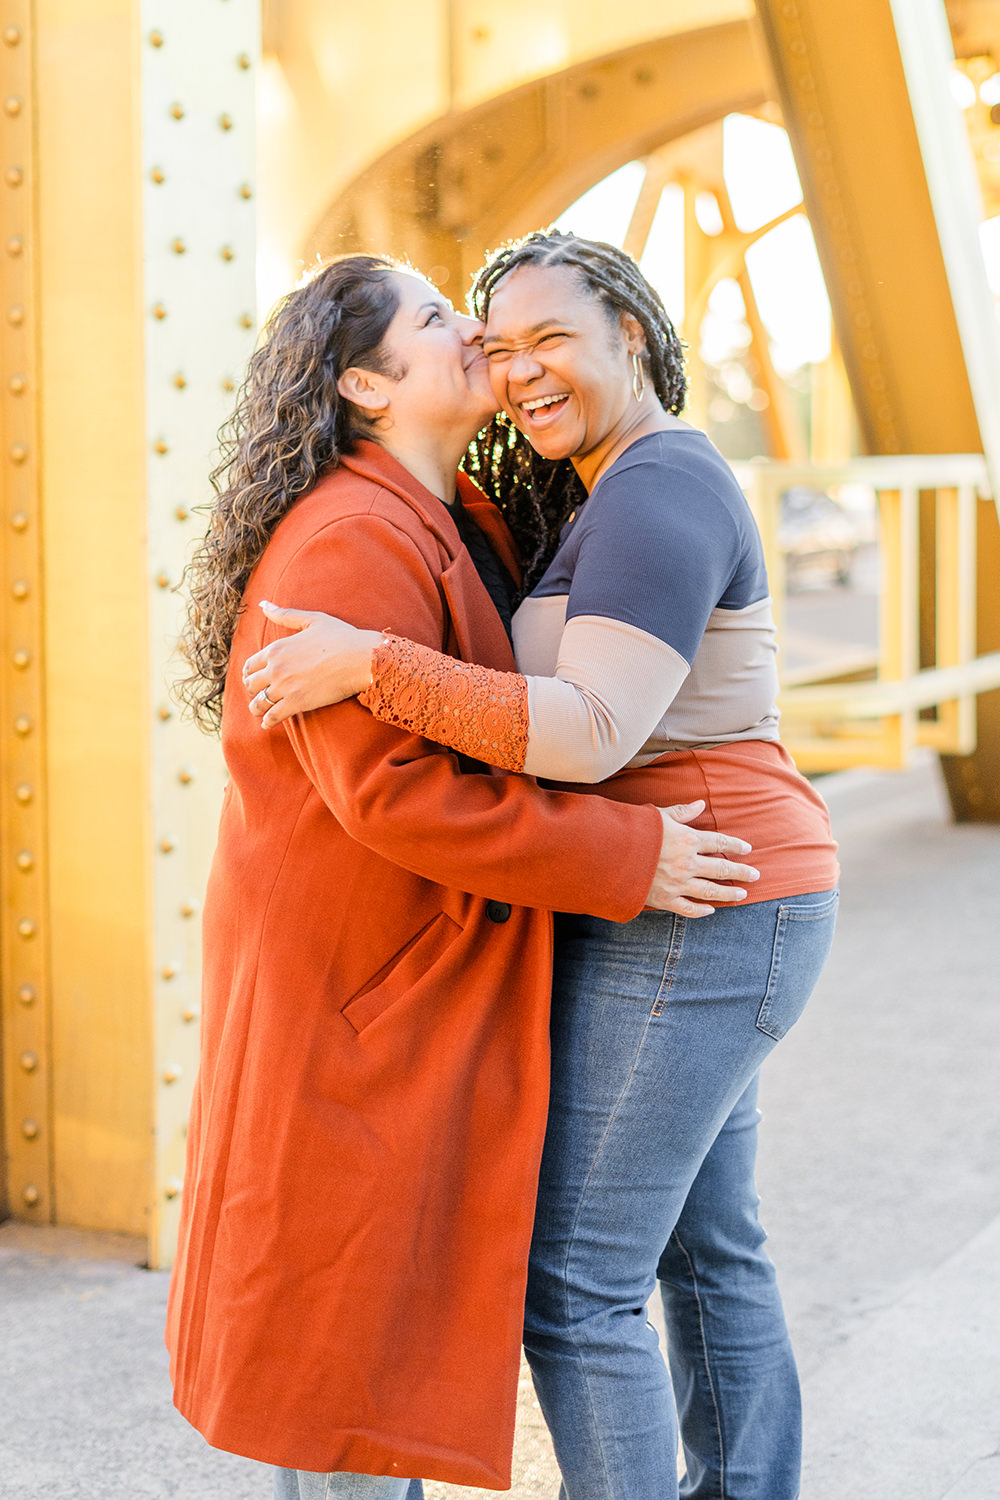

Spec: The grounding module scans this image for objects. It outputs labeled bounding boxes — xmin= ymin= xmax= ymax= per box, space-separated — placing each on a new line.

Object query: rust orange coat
xmin=165 ymin=442 xmax=663 ymax=1488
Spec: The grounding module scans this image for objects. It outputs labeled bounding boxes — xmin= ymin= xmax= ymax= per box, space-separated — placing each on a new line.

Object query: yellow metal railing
xmin=733 ymin=455 xmax=1000 ymax=772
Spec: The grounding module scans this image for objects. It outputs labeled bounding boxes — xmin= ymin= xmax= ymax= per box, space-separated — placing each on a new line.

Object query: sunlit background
xmin=553 ymin=95 xmax=1000 ymax=461
xmin=258 ymin=73 xmax=1000 ymax=469
xmin=5 ymin=0 xmax=1000 ymax=1276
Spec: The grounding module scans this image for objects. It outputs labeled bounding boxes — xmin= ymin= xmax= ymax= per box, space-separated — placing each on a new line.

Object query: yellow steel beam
xmin=140 ymin=0 xmax=258 ymax=1268
xmin=303 ymin=20 xmax=769 ymax=296
xmin=947 ymin=1 xmax=1000 ymax=217
xmin=622 ymin=151 xmax=676 ymax=263
xmin=878 ymin=487 xmax=921 ymax=765
xmin=891 ymin=0 xmax=1000 ymax=485
xmin=810 ymin=338 xmax=854 ymax=464
xmin=755 ymin=0 xmax=982 ymax=455
xmin=755 ymin=0 xmax=1000 ymax=818
xmin=926 ymin=484 xmax=978 ymax=753
xmin=1 ymin=0 xmax=52 ymax=1224
xmin=33 ymin=0 xmax=151 ymax=1236
xmin=778 ymin=654 xmax=1000 ymax=722
xmin=623 ymin=124 xmax=808 ymax=458
xmin=445 ymin=0 xmax=756 ymax=112
xmin=0 ymin=2 xmax=254 ymax=1260
xmin=258 ymin=1 xmax=755 ymax=302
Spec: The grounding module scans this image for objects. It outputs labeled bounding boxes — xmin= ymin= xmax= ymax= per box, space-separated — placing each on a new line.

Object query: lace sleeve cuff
xmin=359 ymin=634 xmax=530 ymax=772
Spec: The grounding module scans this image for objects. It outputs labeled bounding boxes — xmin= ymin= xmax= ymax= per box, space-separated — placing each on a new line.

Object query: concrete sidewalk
xmin=2 ymin=754 xmax=998 ymax=1499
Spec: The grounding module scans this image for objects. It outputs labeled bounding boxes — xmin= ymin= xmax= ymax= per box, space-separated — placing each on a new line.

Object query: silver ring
xmin=261 ymin=687 xmax=276 ymax=706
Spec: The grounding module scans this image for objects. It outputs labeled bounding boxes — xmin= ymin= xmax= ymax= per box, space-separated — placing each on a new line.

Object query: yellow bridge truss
xmin=2 ymin=0 xmax=999 ymax=1261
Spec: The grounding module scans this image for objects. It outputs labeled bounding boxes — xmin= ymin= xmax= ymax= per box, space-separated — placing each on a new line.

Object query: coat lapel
xmin=341 ymin=442 xmax=519 ymax=670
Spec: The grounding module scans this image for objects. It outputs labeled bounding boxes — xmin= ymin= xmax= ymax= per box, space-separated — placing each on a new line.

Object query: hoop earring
xmin=631 ymin=351 xmax=646 ymax=403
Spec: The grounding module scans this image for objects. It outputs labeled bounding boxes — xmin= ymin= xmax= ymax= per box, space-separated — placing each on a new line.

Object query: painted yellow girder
xmin=3 ymin=0 xmax=999 ymax=1253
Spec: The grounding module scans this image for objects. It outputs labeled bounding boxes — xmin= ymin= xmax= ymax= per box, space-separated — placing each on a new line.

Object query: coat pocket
xmin=341 ymin=910 xmax=462 ymax=1034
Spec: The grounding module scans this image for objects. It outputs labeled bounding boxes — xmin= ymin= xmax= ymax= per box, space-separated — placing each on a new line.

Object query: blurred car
xmin=779 ymin=486 xmax=861 ymax=586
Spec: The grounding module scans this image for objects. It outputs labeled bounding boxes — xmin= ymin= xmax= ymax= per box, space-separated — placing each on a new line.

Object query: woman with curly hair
xmin=242 ymin=232 xmax=840 ymax=1500
xmin=166 ymin=251 xmax=758 ymax=1500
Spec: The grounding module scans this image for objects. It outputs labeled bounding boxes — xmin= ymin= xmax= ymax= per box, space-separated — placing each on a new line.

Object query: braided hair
xmin=462 ymin=230 xmax=687 ymax=590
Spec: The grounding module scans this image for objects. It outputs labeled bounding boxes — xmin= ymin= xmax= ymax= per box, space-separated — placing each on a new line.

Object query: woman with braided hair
xmin=243 ymin=232 xmax=839 ymax=1500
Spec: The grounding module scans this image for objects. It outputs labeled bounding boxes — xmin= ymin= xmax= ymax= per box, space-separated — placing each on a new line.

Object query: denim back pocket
xmin=756 ymin=888 xmax=839 ymax=1041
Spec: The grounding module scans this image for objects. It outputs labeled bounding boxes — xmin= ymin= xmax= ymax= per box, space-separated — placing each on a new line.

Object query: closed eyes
xmin=483 ymin=330 xmax=568 ymax=359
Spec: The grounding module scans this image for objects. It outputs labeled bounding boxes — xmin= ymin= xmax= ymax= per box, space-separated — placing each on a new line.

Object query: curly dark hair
xmin=176 ymin=255 xmax=404 ymax=731
xmin=461 ymin=229 xmax=688 ymax=590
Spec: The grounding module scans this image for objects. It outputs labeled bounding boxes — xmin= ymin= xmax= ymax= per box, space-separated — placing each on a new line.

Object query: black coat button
xmin=486 ymin=900 xmax=511 ymax=924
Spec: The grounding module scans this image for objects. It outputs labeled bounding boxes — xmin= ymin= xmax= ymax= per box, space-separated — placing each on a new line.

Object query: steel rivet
xmin=13 ymin=648 xmax=30 ymax=668
xmin=220 ymin=244 xmax=235 ymax=262
xmin=164 ymin=1178 xmax=183 ymax=1200
xmin=19 ymin=1050 xmax=38 ymax=1072
xmin=12 ymin=577 xmax=29 ymax=599
xmin=162 ymin=1063 xmax=182 ymax=1084
xmin=14 ymin=715 xmax=32 ymax=736
xmin=9 ymin=373 xmax=26 ymax=394
xmin=17 ymin=983 xmax=36 ymax=1005
xmin=174 ymin=504 xmax=189 ymax=521
xmin=161 ymin=963 xmax=178 ymax=980
xmin=10 ymin=442 xmax=28 ymax=463
xmin=5 ymin=165 xmax=24 ymax=187
xmin=159 ymin=836 xmax=175 ymax=853
xmin=152 ymin=302 xmax=167 ymax=320
xmin=239 ymin=312 xmax=254 ymax=329
xmin=17 ymin=919 xmax=36 ymax=939
xmin=3 ymin=25 xmax=22 ymax=46
xmin=155 ymin=570 xmax=171 ymax=588
xmin=182 ymin=1005 xmax=200 ymax=1023
xmin=219 ymin=113 xmax=233 ymax=131
xmin=7 ymin=304 xmax=25 ymax=325
xmin=238 ymin=182 xmax=253 ymax=200
xmin=15 ymin=782 xmax=32 ymax=804
xmin=21 ymin=1119 xmax=39 ymax=1141
xmin=149 ymin=29 xmax=164 ymax=47
xmin=11 ymin=509 xmax=28 ymax=530
xmin=180 ymin=901 xmax=197 ymax=919
xmin=16 ymin=849 xmax=34 ymax=871
xmin=177 ymin=766 xmax=195 ymax=784
xmin=4 ymin=96 xmax=22 ymax=116
xmin=237 ymin=52 xmax=251 ymax=69
xmin=150 ymin=166 xmax=166 ymax=185
xmin=153 ymin=439 xmax=169 ymax=455
xmin=157 ymin=705 xmax=173 ymax=722
xmin=170 ymin=102 xmax=185 ymax=121
xmin=172 ymin=372 xmax=187 ymax=390
xmin=22 ymin=1185 xmax=39 ymax=1207
xmin=6 ymin=234 xmax=23 ymax=256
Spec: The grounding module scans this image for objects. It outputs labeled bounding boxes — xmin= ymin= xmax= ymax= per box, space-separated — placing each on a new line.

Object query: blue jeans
xmin=272 ymin=1472 xmax=423 ymax=1499
xmin=525 ymin=889 xmax=838 ymax=1500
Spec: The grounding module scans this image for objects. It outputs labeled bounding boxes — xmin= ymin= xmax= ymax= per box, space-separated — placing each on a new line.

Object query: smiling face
xmin=482 ymin=262 xmax=645 ymax=486
xmin=372 ymin=270 xmax=499 ymax=447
